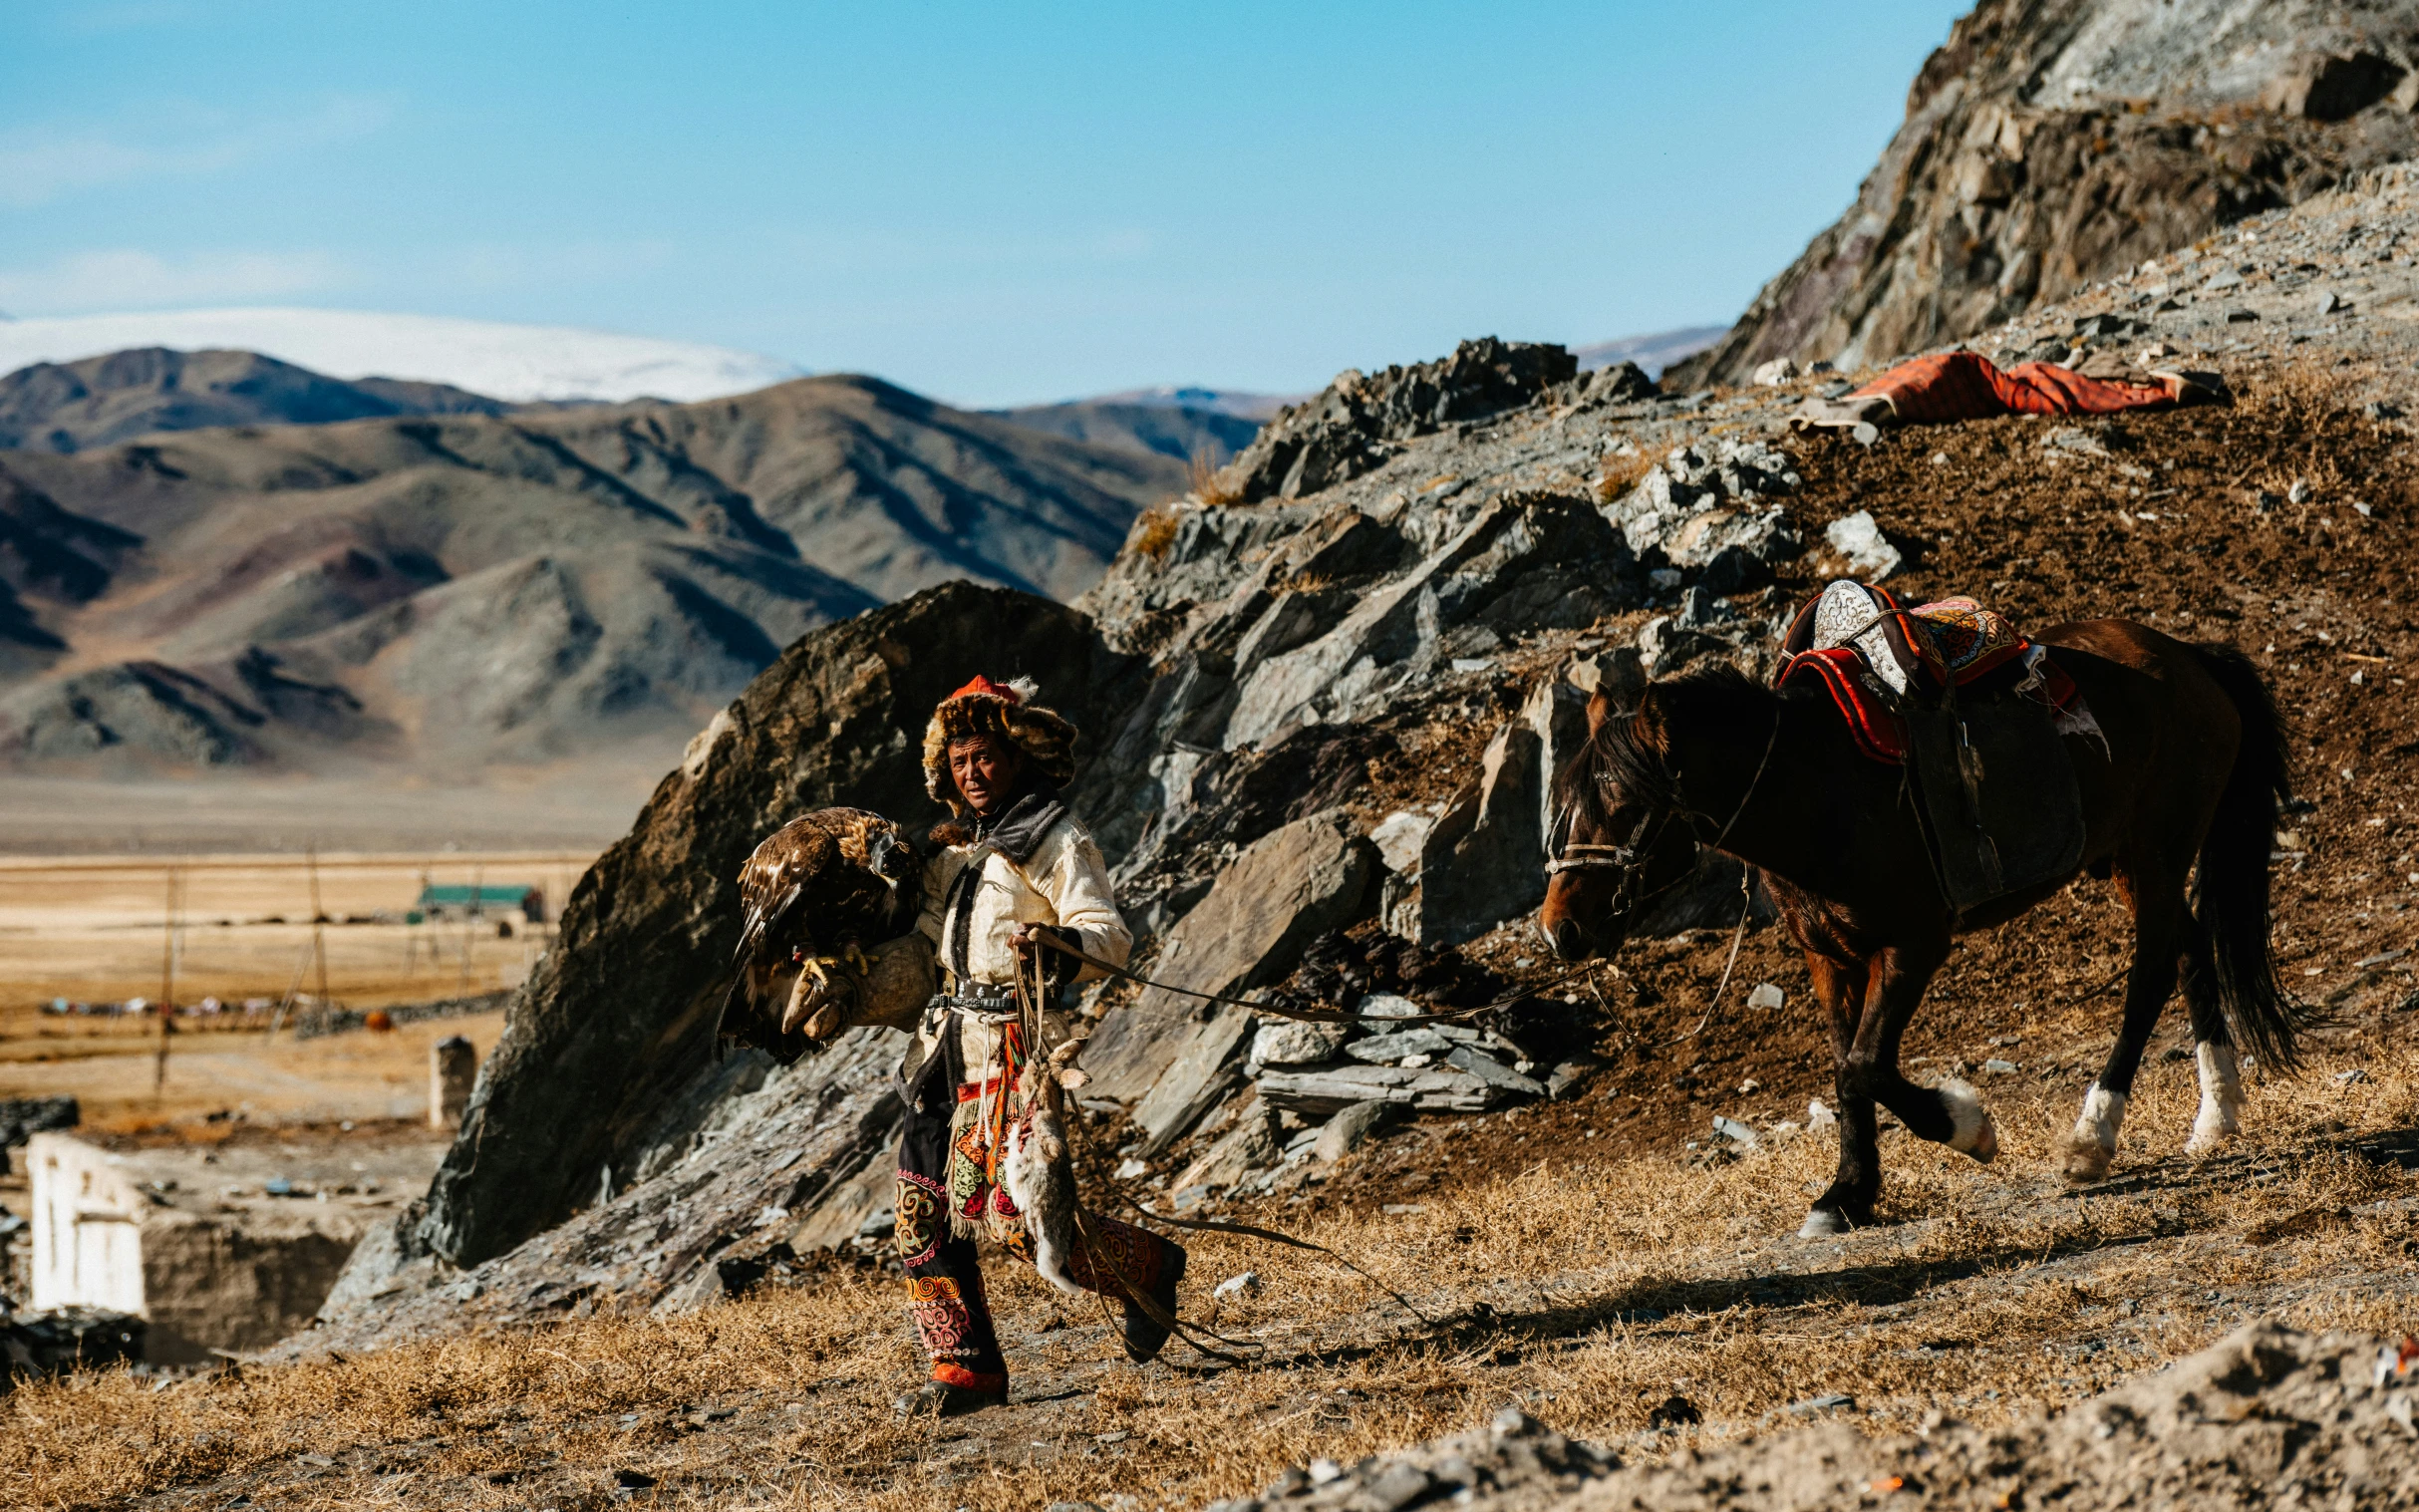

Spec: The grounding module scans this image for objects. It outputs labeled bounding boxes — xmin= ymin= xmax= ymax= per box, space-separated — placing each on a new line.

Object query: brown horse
xmin=1540 ymin=621 xmax=2306 ymax=1237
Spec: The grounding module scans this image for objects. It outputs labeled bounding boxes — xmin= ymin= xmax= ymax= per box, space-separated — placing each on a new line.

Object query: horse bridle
xmin=1545 ymin=702 xmax=1783 ymax=918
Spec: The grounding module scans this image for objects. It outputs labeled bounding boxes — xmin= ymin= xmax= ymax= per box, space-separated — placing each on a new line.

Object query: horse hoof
xmin=2061 ymin=1143 xmax=2112 ymax=1183
xmin=1937 ymin=1078 xmax=1996 ymax=1164
xmin=1798 ymin=1209 xmax=1852 ymax=1239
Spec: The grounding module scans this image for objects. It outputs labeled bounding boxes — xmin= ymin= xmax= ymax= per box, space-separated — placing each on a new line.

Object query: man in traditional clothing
xmin=782 ymin=675 xmax=1187 ymax=1416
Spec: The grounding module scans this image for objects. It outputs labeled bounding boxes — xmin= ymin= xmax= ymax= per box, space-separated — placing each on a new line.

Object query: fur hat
xmin=923 ymin=674 xmax=1079 ymax=812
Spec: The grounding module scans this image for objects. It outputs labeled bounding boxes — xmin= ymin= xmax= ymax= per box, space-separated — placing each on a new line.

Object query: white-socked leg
xmin=1936 ymin=1078 xmax=1998 ymax=1163
xmin=2061 ymin=1081 xmax=2128 ymax=1181
xmin=2185 ymin=1042 xmax=2245 ymax=1157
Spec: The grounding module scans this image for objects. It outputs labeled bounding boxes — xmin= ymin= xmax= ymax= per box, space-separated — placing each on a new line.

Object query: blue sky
xmin=2 ymin=2 xmax=1968 ymax=407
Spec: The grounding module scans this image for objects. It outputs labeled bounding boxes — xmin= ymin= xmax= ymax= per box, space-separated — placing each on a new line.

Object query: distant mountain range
xmin=0 ymin=347 xmax=538 ymax=454
xmin=0 ymin=309 xmax=798 ymax=404
xmin=1570 ymin=325 xmax=1725 ymax=379
xmin=0 ymin=368 xmax=1183 ymax=774
xmin=0 ymin=317 xmax=1719 ymax=782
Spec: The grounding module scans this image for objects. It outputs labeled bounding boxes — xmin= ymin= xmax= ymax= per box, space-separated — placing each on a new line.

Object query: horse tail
xmin=2187 ymin=642 xmax=2313 ymax=1073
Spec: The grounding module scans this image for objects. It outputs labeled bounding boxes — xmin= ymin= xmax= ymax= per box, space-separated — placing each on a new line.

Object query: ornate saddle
xmin=1776 ymin=581 xmax=2091 ymax=914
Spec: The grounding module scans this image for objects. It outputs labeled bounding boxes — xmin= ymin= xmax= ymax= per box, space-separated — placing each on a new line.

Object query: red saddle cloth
xmin=1775 ymin=590 xmax=2081 ymax=764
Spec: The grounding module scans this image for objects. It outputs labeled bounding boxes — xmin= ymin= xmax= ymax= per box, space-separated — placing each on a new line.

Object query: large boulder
xmin=1410 ymin=718 xmax=1546 ymax=946
xmin=1223 ymin=490 xmax=1634 ymax=750
xmin=304 ymin=1027 xmax=911 ymax=1354
xmin=1084 ymin=808 xmax=1377 ymax=1150
xmin=1218 ymin=339 xmax=1579 ymax=503
xmin=409 ymin=581 xmax=1139 ymax=1269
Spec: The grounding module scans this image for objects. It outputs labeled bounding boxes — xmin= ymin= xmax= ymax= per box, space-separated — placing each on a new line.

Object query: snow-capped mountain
xmin=0 ymin=308 xmax=800 ymax=404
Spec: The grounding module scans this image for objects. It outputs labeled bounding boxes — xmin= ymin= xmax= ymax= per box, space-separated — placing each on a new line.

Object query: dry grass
xmin=1187 ymin=445 xmax=1242 ymax=507
xmin=0 ymin=852 xmax=589 ymax=1015
xmin=10 ymin=1015 xmax=2414 ymax=1510
xmin=1594 ymin=446 xmax=1657 ymax=503
xmin=1130 ymin=505 xmax=1182 ymax=560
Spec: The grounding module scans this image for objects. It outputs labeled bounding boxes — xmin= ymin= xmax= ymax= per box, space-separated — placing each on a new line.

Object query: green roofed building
xmin=416 ymin=883 xmax=546 ymax=923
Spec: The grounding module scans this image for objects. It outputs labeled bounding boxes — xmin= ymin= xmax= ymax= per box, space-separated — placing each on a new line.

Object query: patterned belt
xmin=927 ymin=991 xmax=1019 ymax=1022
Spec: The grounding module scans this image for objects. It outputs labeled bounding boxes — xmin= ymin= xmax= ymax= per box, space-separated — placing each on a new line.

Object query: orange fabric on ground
xmin=1852 ymin=351 xmax=2182 ymax=424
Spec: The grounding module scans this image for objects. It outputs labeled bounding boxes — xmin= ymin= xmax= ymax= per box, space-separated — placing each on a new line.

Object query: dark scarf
xmin=970 ymin=783 xmax=1064 ymax=865
xmin=934 ymin=783 xmax=1067 ymax=989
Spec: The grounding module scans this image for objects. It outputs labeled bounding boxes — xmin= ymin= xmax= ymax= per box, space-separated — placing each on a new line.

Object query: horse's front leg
xmin=1800 ymin=951 xmax=1871 ymax=1238
xmin=1803 ymin=940 xmax=1960 ymax=1237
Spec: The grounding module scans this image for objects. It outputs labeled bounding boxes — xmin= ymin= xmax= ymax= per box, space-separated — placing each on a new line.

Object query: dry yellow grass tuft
xmin=1594 ymin=447 xmax=1657 ymax=503
xmin=1130 ymin=506 xmax=1181 ymax=560
xmin=1188 ymin=445 xmax=1242 ymax=507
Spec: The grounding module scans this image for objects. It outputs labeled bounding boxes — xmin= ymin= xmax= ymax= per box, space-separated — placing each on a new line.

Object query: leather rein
xmin=1545 ymin=700 xmax=1783 ymax=913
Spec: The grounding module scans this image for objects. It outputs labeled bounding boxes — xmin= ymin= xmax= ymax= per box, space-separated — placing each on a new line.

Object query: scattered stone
xmin=1545 ymin=1058 xmax=1598 ymax=1100
xmin=1751 ymin=358 xmax=1799 ymax=386
xmin=1093 ymin=809 xmax=1377 ymax=1150
xmin=1409 ymin=718 xmax=1547 ymax=944
xmin=1254 ymin=1400 xmax=1617 ymax=1506
xmin=1344 ymin=1028 xmax=1452 ymax=1063
xmin=1248 ymin=1019 xmax=1351 ymax=1070
xmin=1313 ymin=1099 xmax=1403 ymax=1162
xmin=1366 ymin=809 xmax=1435 ymax=875
xmin=1712 ymin=1115 xmax=1760 ymax=1149
xmin=1 ymin=1307 xmax=145 ymax=1388
xmin=1171 ymin=1103 xmax=1283 ymax=1194
xmin=1445 ymin=1046 xmax=1546 ymax=1098
xmin=1823 ymin=510 xmax=1902 ymax=579
xmin=1212 ymin=1271 xmax=1260 ymax=1301
xmin=1747 ymin=983 xmax=1785 ymax=1011
xmin=1788 ymin=1392 xmax=1856 ymax=1414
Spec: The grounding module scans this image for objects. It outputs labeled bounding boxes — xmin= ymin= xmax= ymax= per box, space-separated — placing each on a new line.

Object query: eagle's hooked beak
xmin=868 ymin=829 xmax=912 ymax=889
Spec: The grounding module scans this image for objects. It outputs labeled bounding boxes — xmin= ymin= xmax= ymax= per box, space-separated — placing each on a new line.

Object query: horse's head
xmin=1540 ymin=684 xmax=1701 ymax=962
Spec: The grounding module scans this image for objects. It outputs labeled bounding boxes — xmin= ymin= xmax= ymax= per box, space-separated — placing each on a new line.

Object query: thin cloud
xmin=0 ymin=95 xmax=394 ymax=208
xmin=0 ymin=248 xmax=353 ymax=314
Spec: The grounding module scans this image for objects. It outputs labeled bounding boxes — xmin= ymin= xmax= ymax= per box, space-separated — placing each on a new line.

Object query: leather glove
xmin=780 ymin=957 xmax=865 ymax=1041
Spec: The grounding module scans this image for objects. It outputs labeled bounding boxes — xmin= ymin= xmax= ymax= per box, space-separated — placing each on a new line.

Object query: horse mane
xmin=1555 ymin=661 xmax=1783 ymax=829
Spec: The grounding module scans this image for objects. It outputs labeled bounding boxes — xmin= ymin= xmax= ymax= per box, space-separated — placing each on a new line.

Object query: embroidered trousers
xmin=893 ymin=1059 xmax=1171 ymax=1393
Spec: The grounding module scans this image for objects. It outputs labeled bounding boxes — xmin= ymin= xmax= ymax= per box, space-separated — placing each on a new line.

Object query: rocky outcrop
xmin=302 ymin=335 xmax=1805 ymax=1353
xmin=1085 ymin=809 xmax=1378 ymax=1152
xmin=1223 ymin=1322 xmax=2419 ymax=1511
xmin=301 ymin=1028 xmax=910 ymax=1354
xmin=405 ymin=582 xmax=1140 ymax=1271
xmin=1217 ymin=340 xmax=1580 ymax=502
xmin=1685 ymin=0 xmax=2419 ymax=385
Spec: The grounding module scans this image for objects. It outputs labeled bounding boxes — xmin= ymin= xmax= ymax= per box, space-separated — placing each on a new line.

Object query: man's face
xmin=949 ymin=735 xmax=1024 ymax=815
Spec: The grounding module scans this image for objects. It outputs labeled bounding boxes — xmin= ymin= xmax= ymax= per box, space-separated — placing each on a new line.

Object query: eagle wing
xmin=719 ymin=807 xmax=918 ymax=1064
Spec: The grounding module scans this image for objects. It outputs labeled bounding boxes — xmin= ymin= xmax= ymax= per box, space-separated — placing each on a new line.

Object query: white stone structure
xmin=27 ymin=1131 xmax=445 ymax=1362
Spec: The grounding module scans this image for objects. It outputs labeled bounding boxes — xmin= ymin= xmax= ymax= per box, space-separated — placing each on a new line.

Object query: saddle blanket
xmin=1778 ymin=591 xmax=2100 ymax=764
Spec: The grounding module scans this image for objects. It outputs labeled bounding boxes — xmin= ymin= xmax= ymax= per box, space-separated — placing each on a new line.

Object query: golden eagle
xmin=719 ymin=807 xmax=920 ymax=1063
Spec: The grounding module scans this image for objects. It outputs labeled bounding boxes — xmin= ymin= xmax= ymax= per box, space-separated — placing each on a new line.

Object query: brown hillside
xmin=0 ymin=374 xmax=1183 ymax=775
